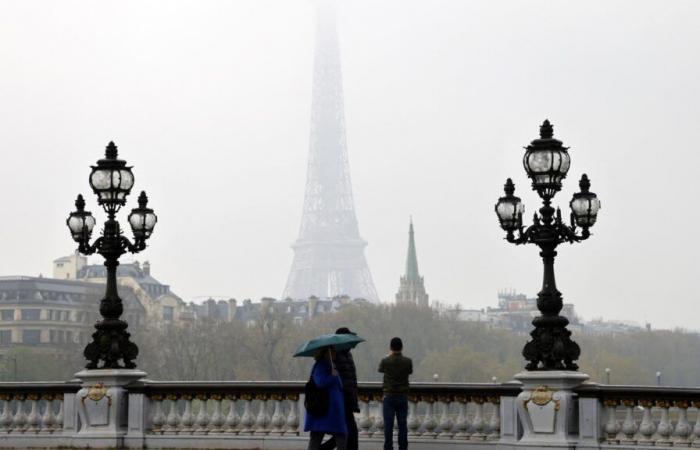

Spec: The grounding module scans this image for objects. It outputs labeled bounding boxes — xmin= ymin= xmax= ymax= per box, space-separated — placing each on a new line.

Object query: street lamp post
xmin=495 ymin=120 xmax=601 ymax=371
xmin=66 ymin=142 xmax=157 ymax=369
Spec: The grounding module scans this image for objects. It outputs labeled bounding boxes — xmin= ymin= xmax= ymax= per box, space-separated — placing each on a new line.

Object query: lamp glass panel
xmin=129 ymin=213 xmax=145 ymax=230
xmin=90 ymin=169 xmax=111 ymax=189
xmin=496 ymin=201 xmax=515 ymax=221
xmin=590 ymin=198 xmax=601 ymax=214
xmin=571 ymin=198 xmax=588 ymax=215
xmin=527 ymin=151 xmax=552 ymax=173
xmin=118 ymin=170 xmax=134 ymax=190
xmin=85 ymin=215 xmax=96 ymax=232
xmin=560 ymin=152 xmax=571 ymax=173
xmin=68 ymin=216 xmax=84 ymax=233
xmin=144 ymin=213 xmax=157 ymax=230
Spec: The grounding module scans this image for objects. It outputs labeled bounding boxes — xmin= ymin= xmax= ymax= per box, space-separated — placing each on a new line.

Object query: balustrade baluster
xmin=638 ymin=399 xmax=656 ymax=445
xmin=254 ymin=394 xmax=270 ymax=435
xmin=487 ymin=396 xmax=501 ymax=440
xmin=357 ymin=396 xmax=372 ymax=437
xmin=54 ymin=398 xmax=63 ymax=431
xmin=194 ymin=394 xmax=210 ymax=434
xmin=284 ymin=394 xmax=299 ymax=435
xmin=453 ymin=396 xmax=469 ymax=439
xmin=603 ymin=399 xmax=620 ymax=443
xmin=620 ymin=399 xmax=637 ymax=444
xmin=407 ymin=396 xmax=421 ymax=437
xmin=165 ymin=394 xmax=181 ymax=434
xmin=471 ymin=396 xmax=486 ymax=441
xmin=437 ymin=396 xmax=454 ymax=439
xmin=371 ymin=395 xmax=384 ymax=438
xmin=269 ymin=394 xmax=285 ymax=435
xmin=40 ymin=394 xmax=55 ymax=434
xmin=692 ymin=401 xmax=700 ymax=448
xmin=0 ymin=394 xmax=12 ymax=432
xmin=12 ymin=394 xmax=27 ymax=433
xmin=672 ymin=400 xmax=691 ymax=446
xmin=150 ymin=395 xmax=165 ymax=434
xmin=239 ymin=395 xmax=254 ymax=435
xmin=421 ymin=396 xmax=437 ymax=438
xmin=179 ymin=394 xmax=194 ymax=434
xmin=224 ymin=394 xmax=239 ymax=434
xmin=656 ymin=400 xmax=673 ymax=446
xmin=25 ymin=394 xmax=40 ymax=433
xmin=209 ymin=394 xmax=224 ymax=433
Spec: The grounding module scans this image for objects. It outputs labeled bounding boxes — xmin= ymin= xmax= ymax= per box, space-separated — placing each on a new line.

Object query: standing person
xmin=378 ymin=337 xmax=412 ymax=450
xmin=305 ymin=346 xmax=348 ymax=450
xmin=321 ymin=327 xmax=360 ymax=450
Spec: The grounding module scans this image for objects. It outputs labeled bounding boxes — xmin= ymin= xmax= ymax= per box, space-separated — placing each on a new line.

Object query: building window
xmin=21 ymin=309 xmax=41 ymax=321
xmin=50 ymin=330 xmax=57 ymax=343
xmin=66 ymin=331 xmax=73 ymax=343
xmin=293 ymin=316 xmax=303 ymax=326
xmin=1 ymin=310 xmax=14 ymax=321
xmin=163 ymin=306 xmax=174 ymax=321
xmin=0 ymin=330 xmax=11 ymax=344
xmin=22 ymin=330 xmax=41 ymax=344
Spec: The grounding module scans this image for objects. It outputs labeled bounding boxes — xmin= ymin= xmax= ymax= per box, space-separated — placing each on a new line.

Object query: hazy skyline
xmin=1 ymin=0 xmax=699 ymax=329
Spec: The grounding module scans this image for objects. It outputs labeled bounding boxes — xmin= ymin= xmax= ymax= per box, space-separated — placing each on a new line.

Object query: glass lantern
xmin=495 ymin=178 xmax=524 ymax=231
xmin=128 ymin=191 xmax=158 ymax=240
xmin=523 ymin=120 xmax=570 ymax=199
xmin=570 ymin=174 xmax=601 ymax=227
xmin=66 ymin=194 xmax=96 ymax=242
xmin=89 ymin=142 xmax=134 ymax=208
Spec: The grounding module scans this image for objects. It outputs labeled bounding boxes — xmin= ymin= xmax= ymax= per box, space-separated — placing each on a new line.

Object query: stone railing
xmin=1 ymin=378 xmax=699 ymax=449
xmin=0 ymin=381 xmax=80 ymax=447
xmin=575 ymin=384 xmax=700 ymax=449
xmin=124 ymin=380 xmax=520 ymax=448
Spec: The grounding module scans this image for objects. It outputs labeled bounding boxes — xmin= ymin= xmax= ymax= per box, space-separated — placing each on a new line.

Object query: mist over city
xmin=0 ymin=1 xmax=699 ymax=448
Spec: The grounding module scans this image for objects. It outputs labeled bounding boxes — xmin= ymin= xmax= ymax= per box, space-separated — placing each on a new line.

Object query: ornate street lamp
xmin=495 ymin=120 xmax=601 ymax=371
xmin=67 ymin=142 xmax=157 ymax=369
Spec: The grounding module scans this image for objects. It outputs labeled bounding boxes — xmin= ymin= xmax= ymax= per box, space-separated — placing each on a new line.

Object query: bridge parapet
xmin=0 ymin=379 xmax=698 ymax=448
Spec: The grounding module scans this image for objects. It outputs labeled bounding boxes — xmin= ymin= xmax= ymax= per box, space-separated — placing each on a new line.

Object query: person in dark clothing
xmin=321 ymin=327 xmax=359 ymax=450
xmin=304 ymin=346 xmax=347 ymax=450
xmin=378 ymin=337 xmax=412 ymax=450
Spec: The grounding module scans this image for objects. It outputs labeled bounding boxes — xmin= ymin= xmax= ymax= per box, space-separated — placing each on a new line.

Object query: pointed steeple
xmin=405 ymin=218 xmax=420 ymax=282
xmin=396 ymin=218 xmax=429 ymax=307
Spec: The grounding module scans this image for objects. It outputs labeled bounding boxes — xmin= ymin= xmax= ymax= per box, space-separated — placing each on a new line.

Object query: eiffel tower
xmin=282 ymin=0 xmax=379 ymax=302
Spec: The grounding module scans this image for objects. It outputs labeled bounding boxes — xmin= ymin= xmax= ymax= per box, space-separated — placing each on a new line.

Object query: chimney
xmin=142 ymin=261 xmax=151 ymax=276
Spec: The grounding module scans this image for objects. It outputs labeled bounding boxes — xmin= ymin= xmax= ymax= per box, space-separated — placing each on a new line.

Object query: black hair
xmin=390 ymin=337 xmax=403 ymax=351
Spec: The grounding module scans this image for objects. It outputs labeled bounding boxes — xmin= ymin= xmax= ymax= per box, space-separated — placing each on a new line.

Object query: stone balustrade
xmin=0 ymin=382 xmax=79 ymax=447
xmin=1 ymin=379 xmax=699 ymax=449
xmin=127 ymin=381 xmax=519 ymax=448
xmin=576 ymin=384 xmax=700 ymax=449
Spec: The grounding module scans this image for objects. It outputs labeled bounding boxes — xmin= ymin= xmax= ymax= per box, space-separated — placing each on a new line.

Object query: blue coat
xmin=304 ymin=360 xmax=347 ymax=435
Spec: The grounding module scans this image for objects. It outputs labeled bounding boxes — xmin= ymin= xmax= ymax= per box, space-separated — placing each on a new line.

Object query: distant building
xmin=395 ymin=220 xmax=429 ymax=307
xmin=444 ymin=290 xmax=579 ymax=332
xmin=0 ymin=276 xmax=145 ymax=349
xmin=53 ymin=254 xmax=189 ymax=326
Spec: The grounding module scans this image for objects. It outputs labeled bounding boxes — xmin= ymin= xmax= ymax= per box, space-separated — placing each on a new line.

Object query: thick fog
xmin=0 ymin=0 xmax=698 ymax=329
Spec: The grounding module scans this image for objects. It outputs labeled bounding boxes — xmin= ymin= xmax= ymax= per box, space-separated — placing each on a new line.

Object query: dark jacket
xmin=303 ymin=359 xmax=347 ymax=435
xmin=378 ymin=353 xmax=413 ymax=394
xmin=334 ymin=349 xmax=359 ymax=412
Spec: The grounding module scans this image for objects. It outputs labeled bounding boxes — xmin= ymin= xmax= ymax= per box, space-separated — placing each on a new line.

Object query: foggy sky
xmin=1 ymin=0 xmax=699 ymax=330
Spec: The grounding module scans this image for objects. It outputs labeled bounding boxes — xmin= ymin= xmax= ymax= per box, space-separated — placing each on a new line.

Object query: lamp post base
xmin=73 ymin=369 xmax=147 ymax=448
xmin=514 ymin=371 xmax=589 ymax=448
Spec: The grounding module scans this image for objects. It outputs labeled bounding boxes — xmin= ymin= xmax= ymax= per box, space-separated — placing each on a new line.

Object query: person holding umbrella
xmin=321 ymin=327 xmax=360 ymax=450
xmin=295 ymin=333 xmax=365 ymax=450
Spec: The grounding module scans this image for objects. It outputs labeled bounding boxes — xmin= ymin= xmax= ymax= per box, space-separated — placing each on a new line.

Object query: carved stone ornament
xmin=82 ymin=382 xmax=112 ymax=406
xmin=524 ymin=386 xmax=560 ymax=411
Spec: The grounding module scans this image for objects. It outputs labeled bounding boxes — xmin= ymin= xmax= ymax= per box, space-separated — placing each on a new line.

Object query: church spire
xmin=405 ymin=218 xmax=420 ymax=282
xmin=396 ymin=218 xmax=429 ymax=307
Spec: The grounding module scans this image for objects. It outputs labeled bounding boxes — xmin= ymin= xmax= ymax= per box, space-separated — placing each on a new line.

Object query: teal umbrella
xmin=293 ymin=333 xmax=365 ymax=357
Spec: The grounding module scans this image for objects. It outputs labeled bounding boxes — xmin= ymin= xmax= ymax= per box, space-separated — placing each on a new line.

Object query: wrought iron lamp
xmin=67 ymin=141 xmax=157 ymax=369
xmin=495 ymin=120 xmax=601 ymax=371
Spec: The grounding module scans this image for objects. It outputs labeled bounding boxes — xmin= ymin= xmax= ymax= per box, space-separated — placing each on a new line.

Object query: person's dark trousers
xmin=320 ymin=401 xmax=358 ymax=450
xmin=382 ymin=394 xmax=408 ymax=450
